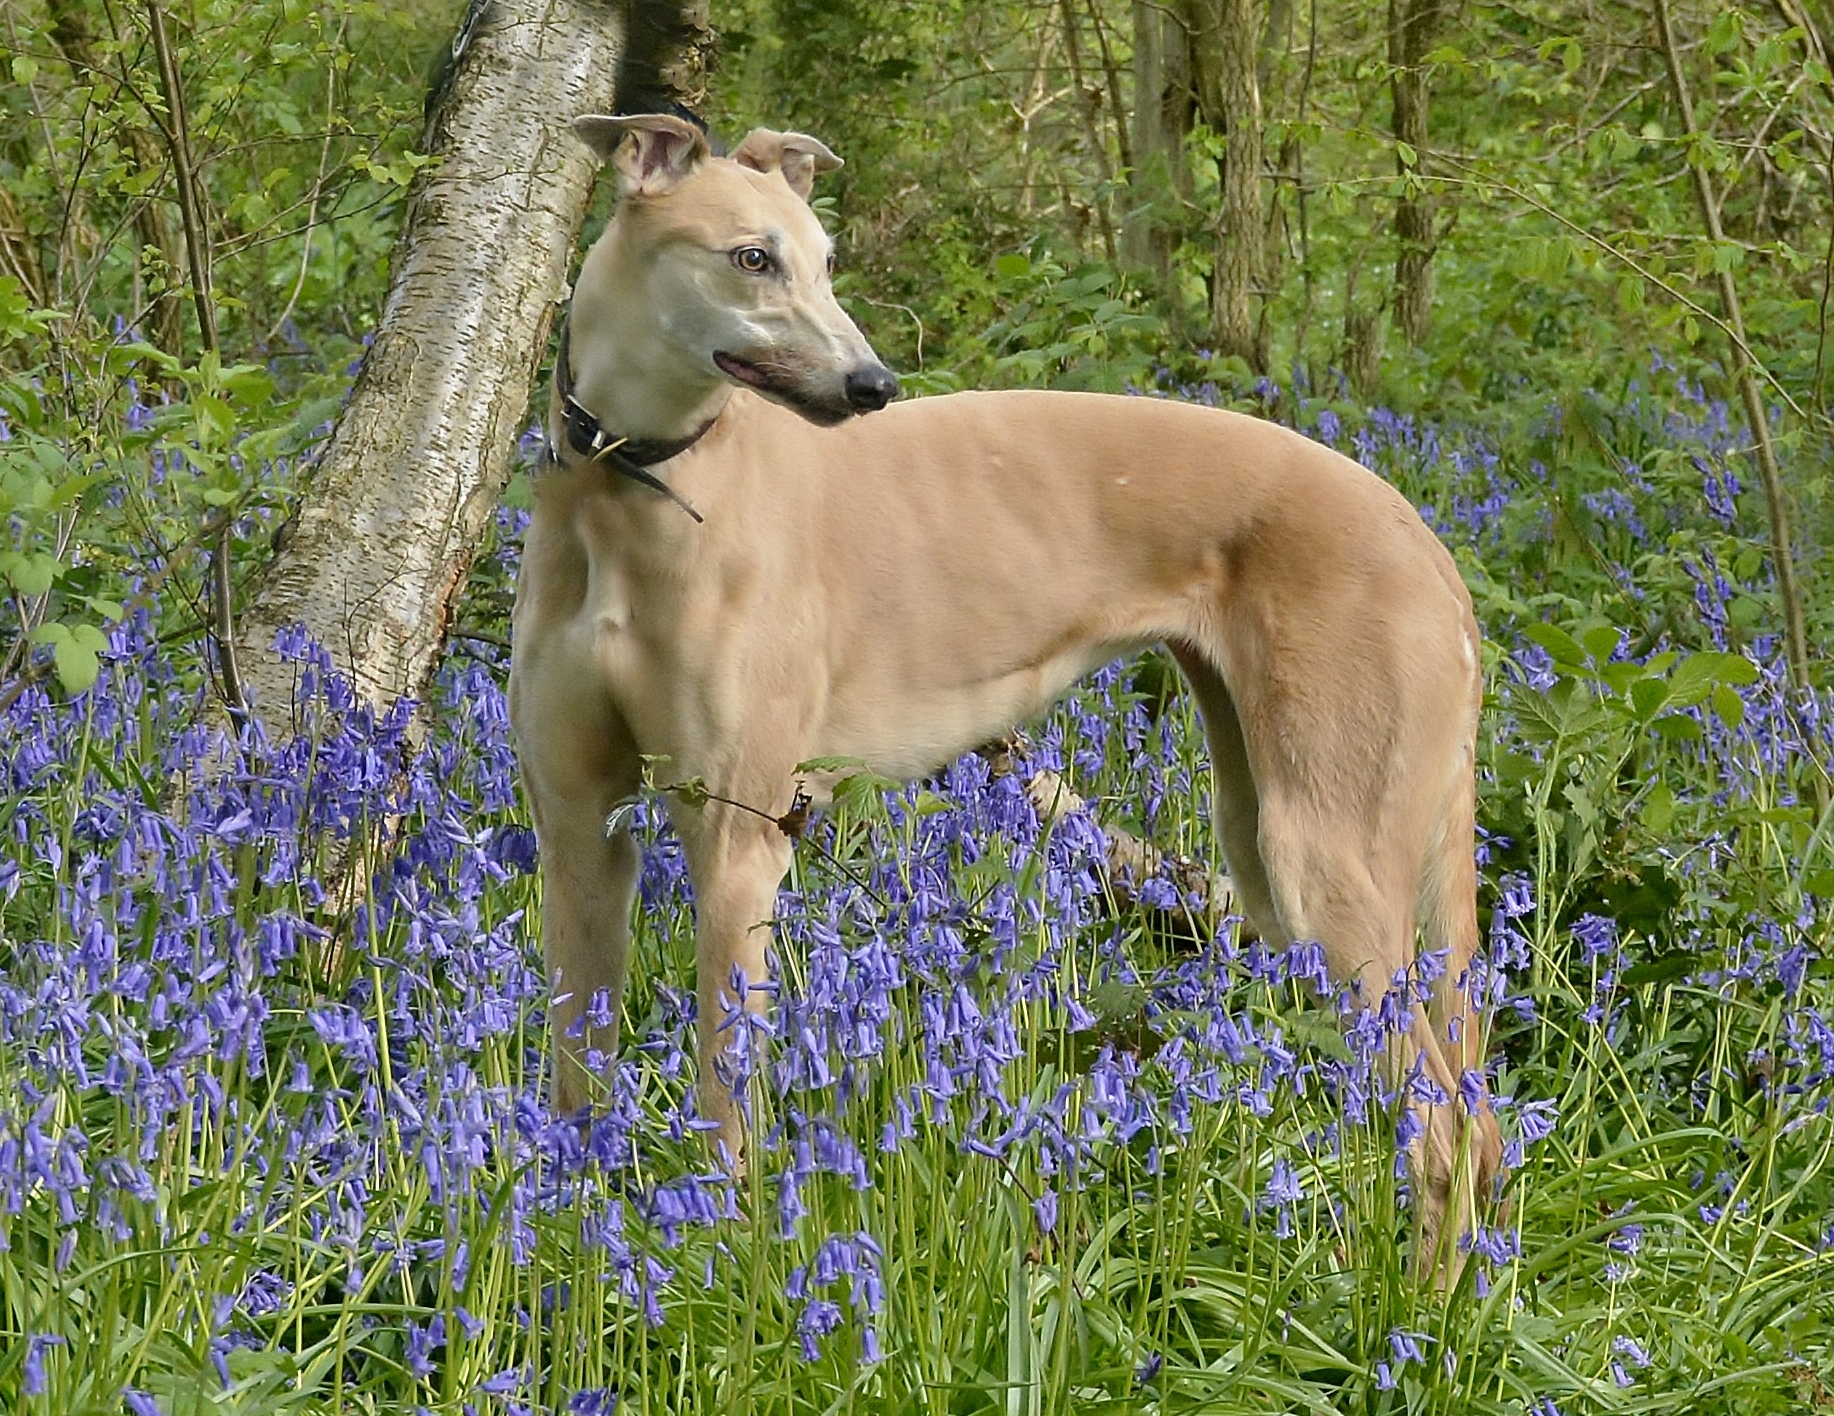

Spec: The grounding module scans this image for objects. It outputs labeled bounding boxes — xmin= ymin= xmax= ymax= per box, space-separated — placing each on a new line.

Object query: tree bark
xmin=1388 ymin=0 xmax=1447 ymax=346
xmin=1058 ymin=0 xmax=1121 ymax=264
xmin=612 ymin=0 xmax=714 ymax=114
xmin=236 ymin=0 xmax=663 ymax=726
xmin=1191 ymin=0 xmax=1265 ymax=367
xmin=46 ymin=0 xmax=187 ymax=359
xmin=1123 ymin=0 xmax=1195 ymax=318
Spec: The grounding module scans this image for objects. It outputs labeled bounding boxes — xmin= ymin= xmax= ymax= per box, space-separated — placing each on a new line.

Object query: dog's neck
xmin=564 ymin=231 xmax=735 ymax=446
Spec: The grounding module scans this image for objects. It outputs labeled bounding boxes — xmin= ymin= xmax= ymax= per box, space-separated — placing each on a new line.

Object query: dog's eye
xmin=732 ymin=246 xmax=772 ymax=274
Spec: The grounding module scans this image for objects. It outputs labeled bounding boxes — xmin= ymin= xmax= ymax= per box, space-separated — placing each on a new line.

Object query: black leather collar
xmin=552 ymin=319 xmax=709 ymax=524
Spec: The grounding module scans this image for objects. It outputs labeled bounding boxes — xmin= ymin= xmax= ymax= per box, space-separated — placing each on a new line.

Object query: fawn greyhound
xmin=509 ymin=113 xmax=1502 ymax=1272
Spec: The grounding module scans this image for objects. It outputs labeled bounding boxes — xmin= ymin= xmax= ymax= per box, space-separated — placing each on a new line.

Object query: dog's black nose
xmin=844 ymin=365 xmax=899 ymax=412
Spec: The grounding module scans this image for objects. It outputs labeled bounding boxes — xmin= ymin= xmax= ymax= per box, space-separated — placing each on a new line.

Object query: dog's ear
xmin=573 ymin=114 xmax=709 ymax=196
xmin=730 ymin=128 xmax=843 ymax=202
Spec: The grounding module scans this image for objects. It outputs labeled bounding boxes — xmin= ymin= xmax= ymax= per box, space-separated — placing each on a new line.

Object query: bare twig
xmin=263 ymin=14 xmax=346 ymax=346
xmin=1817 ymin=139 xmax=1834 ymax=424
xmin=145 ymin=0 xmax=247 ymax=724
xmin=0 ymin=658 xmax=55 ymax=719
xmin=1652 ymin=0 xmax=1813 ymax=711
xmin=1431 ymin=159 xmax=1810 ymax=424
xmin=144 ymin=2 xmax=214 ymax=352
xmin=1055 ymin=0 xmax=1120 ymax=263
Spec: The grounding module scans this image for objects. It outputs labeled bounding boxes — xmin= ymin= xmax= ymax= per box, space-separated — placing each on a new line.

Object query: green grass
xmin=3 ymin=383 xmax=1833 ymax=1414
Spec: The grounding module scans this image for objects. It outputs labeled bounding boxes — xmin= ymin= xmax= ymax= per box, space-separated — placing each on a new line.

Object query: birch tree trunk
xmin=236 ymin=0 xmax=701 ymax=726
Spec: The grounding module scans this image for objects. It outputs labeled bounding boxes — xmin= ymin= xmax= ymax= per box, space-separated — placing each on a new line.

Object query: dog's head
xmin=574 ymin=113 xmax=898 ymax=425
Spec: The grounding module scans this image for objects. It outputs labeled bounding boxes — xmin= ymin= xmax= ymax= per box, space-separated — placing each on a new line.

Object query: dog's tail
xmin=1419 ymin=782 xmax=1484 ymax=1071
xmin=1415 ymin=687 xmax=1503 ymax=1204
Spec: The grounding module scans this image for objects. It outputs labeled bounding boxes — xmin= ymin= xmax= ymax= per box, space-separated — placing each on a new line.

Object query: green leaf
xmin=1643 ymin=780 xmax=1674 ymax=833
xmin=1599 ymin=660 xmax=1643 ymax=697
xmin=1523 ymin=622 xmax=1586 ymax=668
xmin=30 ymin=621 xmax=106 ymax=693
xmin=220 ymin=362 xmax=275 ymax=407
xmin=1621 ymin=952 xmax=1694 ymax=988
xmin=0 ymin=276 xmax=60 ymax=341
xmin=1705 ymin=10 xmax=1742 ymax=53
xmin=11 ymin=55 xmax=37 ymax=85
xmin=1669 ymin=651 xmax=1759 ymax=705
xmin=795 ymin=754 xmax=871 ymax=775
xmin=994 ymin=253 xmax=1031 ymax=281
xmin=6 ymin=550 xmax=61 ymax=596
xmin=1711 ymin=682 xmax=1745 ymax=730
xmin=1580 ymin=625 xmax=1622 ymax=665
xmin=1728 ymin=596 xmax=1764 ymax=629
xmin=193 ymin=392 xmax=236 ymax=445
xmin=103 ymin=340 xmax=181 ymax=378
xmin=1651 ymin=712 xmax=1703 ymax=743
xmin=1630 ymin=676 xmax=1670 ymax=720
xmin=831 ymin=770 xmax=900 ymax=809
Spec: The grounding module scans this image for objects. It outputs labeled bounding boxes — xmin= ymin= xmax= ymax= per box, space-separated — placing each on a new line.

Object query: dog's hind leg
xmin=1190 ymin=631 xmax=1487 ymax=1280
xmin=1170 ymin=645 xmax=1282 ymax=949
xmin=671 ymin=800 xmax=796 ymax=1172
xmin=1416 ymin=742 xmax=1505 ymax=1259
xmin=1254 ymin=800 xmax=1477 ymax=1274
xmin=514 ymin=691 xmax=643 ymax=1117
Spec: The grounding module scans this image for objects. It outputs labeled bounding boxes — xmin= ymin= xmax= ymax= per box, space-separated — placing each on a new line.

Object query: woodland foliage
xmin=1 ymin=0 xmax=1830 ymax=689
xmin=1 ymin=0 xmax=1832 ymax=1412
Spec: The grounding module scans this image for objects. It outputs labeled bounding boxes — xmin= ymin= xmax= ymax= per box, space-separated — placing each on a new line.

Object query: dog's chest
xmin=569 ymin=510 xmax=731 ymax=712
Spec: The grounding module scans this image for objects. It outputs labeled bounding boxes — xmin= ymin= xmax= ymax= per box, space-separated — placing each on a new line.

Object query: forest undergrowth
xmin=3 ymin=363 xmax=1831 ymax=1415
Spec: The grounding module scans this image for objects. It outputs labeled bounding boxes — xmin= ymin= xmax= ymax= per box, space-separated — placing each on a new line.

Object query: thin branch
xmin=1431 ymin=158 xmax=1810 ymax=424
xmin=1652 ymin=0 xmax=1813 ymax=706
xmin=1816 ymin=138 xmax=1834 ymax=422
xmin=145 ymin=0 xmax=247 ymax=723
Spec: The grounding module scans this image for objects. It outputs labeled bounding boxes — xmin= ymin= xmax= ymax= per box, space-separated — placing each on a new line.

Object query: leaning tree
xmin=233 ymin=0 xmax=712 ymax=729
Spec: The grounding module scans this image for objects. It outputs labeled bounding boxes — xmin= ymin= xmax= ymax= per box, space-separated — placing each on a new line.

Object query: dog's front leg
xmin=672 ymin=802 xmax=795 ymax=1172
xmin=515 ymin=699 xmax=643 ymax=1117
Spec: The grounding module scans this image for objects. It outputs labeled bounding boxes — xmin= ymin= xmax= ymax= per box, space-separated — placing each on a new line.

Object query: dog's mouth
xmin=713 ymin=351 xmax=775 ymax=391
xmin=713 ymin=350 xmax=853 ymax=426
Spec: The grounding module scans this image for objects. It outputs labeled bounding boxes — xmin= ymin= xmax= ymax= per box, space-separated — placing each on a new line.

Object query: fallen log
xmin=976 ymin=735 xmax=1235 ymax=934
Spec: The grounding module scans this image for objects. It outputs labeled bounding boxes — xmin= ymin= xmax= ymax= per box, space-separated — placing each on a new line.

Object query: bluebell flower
xmin=22 ymin=1332 xmax=64 ymax=1395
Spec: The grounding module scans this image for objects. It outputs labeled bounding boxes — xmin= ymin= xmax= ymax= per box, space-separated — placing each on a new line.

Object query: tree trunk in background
xmin=1388 ymin=0 xmax=1446 ymax=347
xmin=1191 ymin=0 xmax=1265 ymax=368
xmin=46 ymin=0 xmax=187 ymax=359
xmin=1123 ymin=0 xmax=1195 ymax=321
xmin=612 ymin=0 xmax=714 ymax=115
xmin=237 ymin=0 xmax=711 ymax=728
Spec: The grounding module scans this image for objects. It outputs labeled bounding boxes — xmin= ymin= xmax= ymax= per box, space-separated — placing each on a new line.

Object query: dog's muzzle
xmin=844 ymin=364 xmax=899 ymax=413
